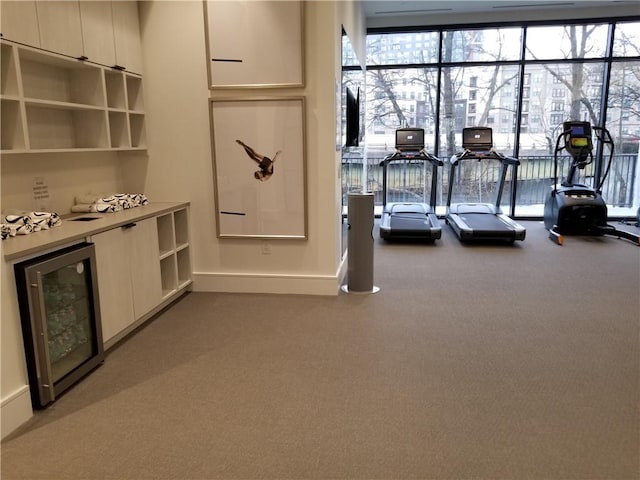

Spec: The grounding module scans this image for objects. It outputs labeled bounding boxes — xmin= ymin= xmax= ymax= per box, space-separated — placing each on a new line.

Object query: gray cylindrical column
xmin=342 ymin=193 xmax=379 ymax=294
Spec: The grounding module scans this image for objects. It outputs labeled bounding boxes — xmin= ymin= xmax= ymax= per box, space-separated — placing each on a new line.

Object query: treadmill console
xmin=462 ymin=127 xmax=493 ymax=152
xmin=395 ymin=128 xmax=425 ymax=153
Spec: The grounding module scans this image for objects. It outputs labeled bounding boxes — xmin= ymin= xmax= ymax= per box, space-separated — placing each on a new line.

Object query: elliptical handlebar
xmin=592 ymin=126 xmax=615 ymax=192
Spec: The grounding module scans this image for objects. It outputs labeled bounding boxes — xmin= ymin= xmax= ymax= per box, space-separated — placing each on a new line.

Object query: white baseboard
xmin=1 ymin=386 xmax=32 ymax=440
xmin=194 ymin=257 xmax=348 ymax=296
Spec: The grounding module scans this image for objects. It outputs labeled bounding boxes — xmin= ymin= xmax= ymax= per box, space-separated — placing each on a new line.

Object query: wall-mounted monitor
xmin=345 ymin=86 xmax=360 ymax=147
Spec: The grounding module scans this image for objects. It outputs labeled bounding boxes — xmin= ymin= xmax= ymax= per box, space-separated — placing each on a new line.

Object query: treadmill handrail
xmin=380 ymin=149 xmax=442 ymax=209
xmin=446 ymin=148 xmax=519 ymax=215
xmin=449 ymin=149 xmax=520 ymax=166
xmin=380 ymin=150 xmax=443 ymax=167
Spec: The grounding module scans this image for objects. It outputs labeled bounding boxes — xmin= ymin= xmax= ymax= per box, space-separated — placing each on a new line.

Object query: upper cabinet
xmin=79 ymin=1 xmax=117 ymax=68
xmin=111 ymin=1 xmax=143 ymax=75
xmin=0 ymin=1 xmax=40 ymax=47
xmin=0 ymin=0 xmax=142 ymax=74
xmin=36 ymin=1 xmax=84 ymax=59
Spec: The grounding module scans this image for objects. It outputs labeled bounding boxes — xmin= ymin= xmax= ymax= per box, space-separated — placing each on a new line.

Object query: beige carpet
xmin=2 ymin=221 xmax=639 ymax=479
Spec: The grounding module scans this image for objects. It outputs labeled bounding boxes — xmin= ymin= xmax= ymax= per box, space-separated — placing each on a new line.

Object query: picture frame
xmin=204 ymin=1 xmax=304 ymax=89
xmin=209 ymin=97 xmax=307 ymax=239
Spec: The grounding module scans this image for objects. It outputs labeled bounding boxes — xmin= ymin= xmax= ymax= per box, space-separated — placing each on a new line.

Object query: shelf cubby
xmin=20 ymin=49 xmax=105 ymax=108
xmin=108 ymin=111 xmax=129 ymax=148
xmin=174 ymin=209 xmax=189 ymax=248
xmin=25 ymin=104 xmax=109 ymax=150
xmin=157 ymin=214 xmax=175 ymax=257
xmin=1 ymin=99 xmax=27 ymax=150
xmin=129 ymin=113 xmax=146 ymax=148
xmin=1 ymin=43 xmax=20 ymax=97
xmin=160 ymin=256 xmax=178 ymax=298
xmin=105 ymin=71 xmax=126 ymax=109
xmin=126 ymin=75 xmax=143 ymax=111
xmin=176 ymin=247 xmax=192 ymax=288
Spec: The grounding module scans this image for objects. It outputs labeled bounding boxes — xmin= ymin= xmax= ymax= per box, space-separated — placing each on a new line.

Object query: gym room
xmin=1 ymin=1 xmax=639 ymax=478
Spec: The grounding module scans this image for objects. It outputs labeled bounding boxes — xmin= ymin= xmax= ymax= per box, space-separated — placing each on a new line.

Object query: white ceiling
xmin=362 ymin=0 xmax=635 ymax=18
xmin=362 ymin=1 xmax=639 ymax=27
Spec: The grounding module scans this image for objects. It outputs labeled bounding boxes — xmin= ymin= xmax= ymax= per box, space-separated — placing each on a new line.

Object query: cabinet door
xmin=128 ymin=217 xmax=162 ymax=319
xmin=0 ymin=1 xmax=40 ymax=47
xmin=36 ymin=1 xmax=84 ymax=58
xmin=79 ymin=1 xmax=116 ymax=67
xmin=92 ymin=226 xmax=135 ymax=343
xmin=112 ymin=1 xmax=143 ymax=74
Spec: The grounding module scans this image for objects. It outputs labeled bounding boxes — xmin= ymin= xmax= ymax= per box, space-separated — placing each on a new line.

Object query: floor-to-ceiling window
xmin=342 ymin=17 xmax=640 ymax=218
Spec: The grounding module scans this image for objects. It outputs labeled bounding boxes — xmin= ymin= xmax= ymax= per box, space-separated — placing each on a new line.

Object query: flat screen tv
xmin=345 ymin=86 xmax=360 ymax=147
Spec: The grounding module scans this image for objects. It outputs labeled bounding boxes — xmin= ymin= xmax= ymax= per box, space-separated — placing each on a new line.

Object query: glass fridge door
xmin=41 ymin=259 xmax=97 ymax=383
xmin=19 ymin=243 xmax=104 ymax=407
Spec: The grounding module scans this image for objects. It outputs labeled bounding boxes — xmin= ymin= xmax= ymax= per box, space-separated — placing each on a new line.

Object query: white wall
xmin=138 ymin=0 xmax=363 ymax=295
xmin=1 ymin=152 xmax=126 ymax=215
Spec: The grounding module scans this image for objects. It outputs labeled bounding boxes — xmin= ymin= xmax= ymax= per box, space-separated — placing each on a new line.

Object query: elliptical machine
xmin=543 ymin=120 xmax=640 ymax=246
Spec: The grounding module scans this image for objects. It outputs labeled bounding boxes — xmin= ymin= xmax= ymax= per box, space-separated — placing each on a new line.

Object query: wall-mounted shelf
xmin=0 ymin=39 xmax=146 ymax=153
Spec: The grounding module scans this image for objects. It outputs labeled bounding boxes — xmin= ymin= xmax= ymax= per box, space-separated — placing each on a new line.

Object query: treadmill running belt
xmin=390 ymin=214 xmax=430 ymax=230
xmin=457 ymin=213 xmax=517 ymax=237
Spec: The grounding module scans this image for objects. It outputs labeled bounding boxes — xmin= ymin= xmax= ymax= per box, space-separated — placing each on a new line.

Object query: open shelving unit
xmin=156 ymin=207 xmax=192 ymax=300
xmin=0 ymin=39 xmax=146 ymax=153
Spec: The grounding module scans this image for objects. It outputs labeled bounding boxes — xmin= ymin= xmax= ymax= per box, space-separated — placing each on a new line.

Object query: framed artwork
xmin=204 ymin=1 xmax=304 ymax=89
xmin=210 ymin=97 xmax=307 ymax=239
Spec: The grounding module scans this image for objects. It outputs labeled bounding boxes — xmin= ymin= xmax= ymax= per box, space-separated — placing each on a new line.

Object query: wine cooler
xmin=14 ymin=242 xmax=104 ymax=408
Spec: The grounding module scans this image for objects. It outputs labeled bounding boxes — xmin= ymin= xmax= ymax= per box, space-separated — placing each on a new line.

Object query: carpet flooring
xmin=2 ymin=220 xmax=639 ymax=479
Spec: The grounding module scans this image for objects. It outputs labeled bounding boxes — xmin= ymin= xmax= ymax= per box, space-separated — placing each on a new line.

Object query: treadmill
xmin=379 ymin=128 xmax=443 ymax=241
xmin=445 ymin=127 xmax=526 ymax=243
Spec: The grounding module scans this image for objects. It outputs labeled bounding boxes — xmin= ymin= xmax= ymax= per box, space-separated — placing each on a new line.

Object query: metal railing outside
xmin=342 ymin=153 xmax=638 ymax=211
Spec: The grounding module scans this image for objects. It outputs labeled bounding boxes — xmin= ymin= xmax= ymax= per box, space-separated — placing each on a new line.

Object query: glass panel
xmin=342 ymin=33 xmax=360 ymax=67
xmin=525 ymin=24 xmax=609 ymax=60
xmin=362 ymin=20 xmax=637 ymax=215
xmin=43 ymin=258 xmax=96 ymax=382
xmin=438 ymin=65 xmax=519 ymax=158
xmin=613 ymin=21 xmax=640 ymax=57
xmin=366 ymin=67 xmax=438 ymax=143
xmin=447 ymin=158 xmax=513 ymax=208
xmin=365 ymin=66 xmax=439 ymax=202
xmin=367 ymin=32 xmax=439 ymax=65
xmin=516 ymin=62 xmax=605 ymax=214
xmin=384 ymin=159 xmax=435 ymax=204
xmin=342 ymin=69 xmax=365 ymax=206
xmin=442 ymin=28 xmax=522 ymax=63
xmin=364 ymin=66 xmax=439 ymax=207
xmin=605 ymin=60 xmax=640 ymax=211
xmin=527 ymin=62 xmax=603 ymax=126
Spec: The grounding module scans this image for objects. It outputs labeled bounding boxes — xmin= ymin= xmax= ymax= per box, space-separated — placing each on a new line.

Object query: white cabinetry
xmin=91 ymin=207 xmax=191 ymax=347
xmin=111 ymin=1 xmax=143 ymax=74
xmin=79 ymin=1 xmax=117 ymax=68
xmin=1 ymin=0 xmax=142 ymax=74
xmin=0 ymin=1 xmax=40 ymax=47
xmin=157 ymin=208 xmax=192 ymax=299
xmin=92 ymin=217 xmax=162 ymax=345
xmin=35 ymin=1 xmax=84 ymax=59
xmin=0 ymin=40 xmax=146 ymax=152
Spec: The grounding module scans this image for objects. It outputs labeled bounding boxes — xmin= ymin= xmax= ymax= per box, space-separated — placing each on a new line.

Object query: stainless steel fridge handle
xmin=34 ymin=271 xmax=55 ymax=405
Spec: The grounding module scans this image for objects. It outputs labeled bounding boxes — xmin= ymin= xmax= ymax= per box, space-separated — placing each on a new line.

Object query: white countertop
xmin=2 ymin=202 xmax=189 ymax=261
